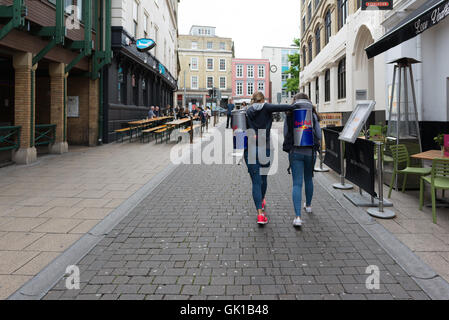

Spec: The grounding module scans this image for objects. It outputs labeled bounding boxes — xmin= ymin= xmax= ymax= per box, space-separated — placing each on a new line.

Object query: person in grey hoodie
xmin=244 ymin=91 xmax=297 ymax=225
xmin=283 ymin=93 xmax=321 ymax=227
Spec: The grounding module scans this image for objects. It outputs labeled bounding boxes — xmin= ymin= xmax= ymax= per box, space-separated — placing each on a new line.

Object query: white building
xmin=112 ymin=0 xmax=179 ymax=77
xmin=261 ymin=46 xmax=299 ymax=104
xmin=367 ymin=0 xmax=449 ymax=150
xmin=299 ymin=1 xmax=386 ymax=124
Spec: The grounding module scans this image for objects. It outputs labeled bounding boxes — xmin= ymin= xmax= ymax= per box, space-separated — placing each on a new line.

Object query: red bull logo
xmin=293 ymin=109 xmax=313 ymax=147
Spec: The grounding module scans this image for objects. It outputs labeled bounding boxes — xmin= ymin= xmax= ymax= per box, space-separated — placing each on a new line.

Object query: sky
xmin=178 ymin=0 xmax=301 ymax=58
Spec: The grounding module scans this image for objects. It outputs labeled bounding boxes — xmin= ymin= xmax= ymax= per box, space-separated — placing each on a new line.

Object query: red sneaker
xmin=262 ymin=199 xmax=266 ymax=211
xmin=257 ymin=213 xmax=268 ymax=225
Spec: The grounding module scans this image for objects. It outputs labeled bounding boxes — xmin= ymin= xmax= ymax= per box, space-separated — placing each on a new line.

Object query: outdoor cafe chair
xmin=388 ymin=144 xmax=431 ymax=198
xmin=419 ymin=158 xmax=449 ymax=224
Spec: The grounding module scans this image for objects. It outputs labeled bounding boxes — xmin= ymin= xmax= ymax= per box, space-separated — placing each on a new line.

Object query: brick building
xmin=231 ymin=58 xmax=271 ymax=106
xmin=0 ymin=0 xmax=112 ymax=165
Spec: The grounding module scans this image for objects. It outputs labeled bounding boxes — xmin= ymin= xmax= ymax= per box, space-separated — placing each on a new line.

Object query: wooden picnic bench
xmin=115 ymin=127 xmax=132 ymax=142
xmin=141 ymin=125 xmax=167 ymax=143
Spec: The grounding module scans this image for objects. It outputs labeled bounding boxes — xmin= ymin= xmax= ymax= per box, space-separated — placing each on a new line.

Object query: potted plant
xmin=434 ymin=133 xmax=445 ymax=155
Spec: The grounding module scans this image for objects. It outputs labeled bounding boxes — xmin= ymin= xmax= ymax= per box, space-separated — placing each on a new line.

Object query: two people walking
xmin=240 ymin=91 xmax=321 ymax=227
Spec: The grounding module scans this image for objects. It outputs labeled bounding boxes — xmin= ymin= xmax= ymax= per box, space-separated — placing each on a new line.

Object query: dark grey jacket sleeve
xmin=263 ymin=103 xmax=296 ymax=113
xmin=314 ymin=114 xmax=322 ymax=142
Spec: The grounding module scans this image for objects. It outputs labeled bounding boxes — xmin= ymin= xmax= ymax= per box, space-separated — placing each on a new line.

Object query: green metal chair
xmin=419 ymin=158 xmax=449 ymax=223
xmin=388 ymin=144 xmax=431 ymax=198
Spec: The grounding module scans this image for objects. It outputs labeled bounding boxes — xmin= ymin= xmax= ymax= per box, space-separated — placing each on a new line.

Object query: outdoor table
xmin=411 ymin=150 xmax=448 ymax=161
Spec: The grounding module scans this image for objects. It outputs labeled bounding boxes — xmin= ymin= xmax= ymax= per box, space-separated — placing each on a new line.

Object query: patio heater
xmin=385 ymin=57 xmax=422 ymax=190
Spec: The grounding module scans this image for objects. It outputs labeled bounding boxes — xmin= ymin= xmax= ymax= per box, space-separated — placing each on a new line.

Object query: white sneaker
xmin=293 ymin=217 xmax=302 ymax=227
xmin=303 ymin=203 xmax=312 ymax=213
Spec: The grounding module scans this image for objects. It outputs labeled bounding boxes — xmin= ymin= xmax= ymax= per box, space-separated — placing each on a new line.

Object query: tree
xmin=283 ymin=38 xmax=300 ymax=94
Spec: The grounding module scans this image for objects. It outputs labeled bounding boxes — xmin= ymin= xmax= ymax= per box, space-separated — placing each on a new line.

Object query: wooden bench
xmin=141 ymin=125 xmax=167 ymax=143
xmin=115 ymin=127 xmax=131 ymax=142
xmin=154 ymin=127 xmax=170 ymax=144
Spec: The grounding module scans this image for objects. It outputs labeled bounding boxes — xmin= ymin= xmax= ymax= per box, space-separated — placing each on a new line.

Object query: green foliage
xmin=434 ymin=133 xmax=445 ymax=146
xmin=283 ymin=38 xmax=300 ymax=93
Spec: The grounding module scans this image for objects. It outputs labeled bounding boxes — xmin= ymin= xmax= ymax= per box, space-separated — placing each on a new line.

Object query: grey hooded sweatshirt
xmin=245 ymin=103 xmax=297 ymax=149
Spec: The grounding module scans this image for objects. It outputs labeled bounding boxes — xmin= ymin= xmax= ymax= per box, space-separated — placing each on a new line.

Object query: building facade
xmin=102 ymin=0 xmax=178 ymax=143
xmin=177 ymin=26 xmax=234 ymax=109
xmin=299 ymin=0 xmax=386 ymax=125
xmin=0 ymin=0 xmax=112 ymax=165
xmin=261 ymin=46 xmax=299 ymax=104
xmin=231 ymin=58 xmax=271 ymax=105
xmin=367 ymin=0 xmax=449 ymax=150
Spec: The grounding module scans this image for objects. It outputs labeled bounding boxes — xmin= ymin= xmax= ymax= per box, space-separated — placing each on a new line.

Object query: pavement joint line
xmin=315 ymin=171 xmax=449 ymax=299
xmin=7 ymin=121 xmax=226 ymax=300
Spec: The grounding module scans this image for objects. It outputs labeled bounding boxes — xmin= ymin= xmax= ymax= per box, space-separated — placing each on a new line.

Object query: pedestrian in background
xmin=226 ymin=99 xmax=235 ymax=128
xmin=148 ymin=106 xmax=155 ymax=119
xmin=243 ymin=91 xmax=296 ymax=225
xmin=283 ymin=93 xmax=321 ymax=227
xmin=154 ymin=106 xmax=160 ymax=117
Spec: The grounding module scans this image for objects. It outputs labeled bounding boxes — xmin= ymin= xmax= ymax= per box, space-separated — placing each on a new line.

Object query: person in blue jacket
xmin=244 ymin=91 xmax=297 ymax=225
xmin=283 ymin=93 xmax=321 ymax=227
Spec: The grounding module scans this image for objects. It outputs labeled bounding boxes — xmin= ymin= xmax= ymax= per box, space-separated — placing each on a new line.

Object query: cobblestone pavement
xmin=43 ymin=130 xmax=430 ymax=300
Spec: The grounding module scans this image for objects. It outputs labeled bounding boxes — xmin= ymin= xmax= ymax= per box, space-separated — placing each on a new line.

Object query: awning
xmin=366 ymin=0 xmax=449 ymax=59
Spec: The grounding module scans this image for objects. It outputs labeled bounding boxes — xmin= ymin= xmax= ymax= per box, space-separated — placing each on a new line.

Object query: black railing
xmin=0 ymin=126 xmax=21 ymax=151
xmin=35 ymin=124 xmax=56 ymax=146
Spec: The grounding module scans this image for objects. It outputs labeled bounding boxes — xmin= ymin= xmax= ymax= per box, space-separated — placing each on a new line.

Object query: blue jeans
xmin=244 ymin=148 xmax=270 ymax=210
xmin=289 ymin=152 xmax=314 ymax=217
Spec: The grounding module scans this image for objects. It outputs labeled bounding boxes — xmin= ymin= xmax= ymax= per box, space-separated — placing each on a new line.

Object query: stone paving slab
xmin=41 ymin=128 xmax=431 ymax=300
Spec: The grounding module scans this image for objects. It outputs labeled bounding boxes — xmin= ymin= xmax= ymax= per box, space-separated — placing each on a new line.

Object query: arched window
xmin=315 ymin=26 xmax=321 ymax=55
xmin=338 ymin=0 xmax=348 ymax=30
xmin=325 ymin=10 xmax=331 ymax=45
xmin=338 ymin=58 xmax=346 ymax=99
xmin=315 ymin=77 xmax=319 ymax=104
xmin=303 ymin=46 xmax=307 ymax=67
xmin=308 ymin=39 xmax=312 ymax=63
xmin=325 ymin=69 xmax=330 ymax=102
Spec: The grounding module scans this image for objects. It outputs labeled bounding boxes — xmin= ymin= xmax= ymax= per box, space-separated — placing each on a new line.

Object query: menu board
xmin=339 ymin=100 xmax=376 ymax=144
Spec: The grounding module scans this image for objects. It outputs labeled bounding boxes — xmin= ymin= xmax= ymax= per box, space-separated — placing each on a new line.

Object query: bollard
xmin=314 ymin=131 xmax=329 ymax=172
xmin=333 ymin=140 xmax=353 ymax=189
xmin=367 ymin=142 xmax=395 ymax=218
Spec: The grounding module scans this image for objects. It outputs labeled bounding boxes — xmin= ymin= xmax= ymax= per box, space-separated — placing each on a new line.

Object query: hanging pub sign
xmin=136 ymin=38 xmax=156 ymax=52
xmin=362 ymin=1 xmax=393 ymax=10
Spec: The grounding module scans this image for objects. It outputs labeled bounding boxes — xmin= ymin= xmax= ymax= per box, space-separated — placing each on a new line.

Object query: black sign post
xmin=362 ymin=1 xmax=393 ymax=10
xmin=323 ymin=127 xmax=343 ymax=175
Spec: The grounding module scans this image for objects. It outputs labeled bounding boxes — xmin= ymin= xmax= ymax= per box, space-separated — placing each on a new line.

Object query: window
xmin=247 ymin=65 xmax=254 ymax=78
xmin=325 ymin=10 xmax=331 ymax=45
xmin=220 ymin=42 xmax=225 ymax=50
xmin=338 ymin=0 xmax=348 ymax=30
xmin=303 ymin=47 xmax=307 ymax=67
xmin=154 ymin=25 xmax=158 ymax=56
xmin=236 ymin=64 xmax=243 ymax=77
xmin=302 ymin=16 xmax=306 ymax=34
xmin=236 ymin=82 xmax=243 ymax=95
xmin=308 ymin=3 xmax=312 ymax=23
xmin=219 ymin=77 xmax=226 ymax=89
xmin=191 ymin=76 xmax=198 ymax=89
xmin=315 ymin=27 xmax=321 ymax=55
xmin=282 ymin=88 xmax=287 ymax=97
xmin=191 ymin=41 xmax=198 ymax=49
xmin=308 ymin=39 xmax=312 ymax=63
xmin=258 ymin=65 xmax=265 ymax=78
xmin=133 ymin=0 xmax=139 ymax=37
xmin=308 ymin=83 xmax=311 ymax=101
xmin=247 ymin=82 xmax=254 ymax=95
xmin=143 ymin=13 xmax=149 ymax=38
xmin=338 ymin=58 xmax=346 ymax=99
xmin=191 ymin=57 xmax=198 ymax=70
xmin=143 ymin=78 xmax=148 ymax=106
xmin=325 ymin=69 xmax=330 ymax=102
xmin=132 ymin=74 xmax=138 ymax=105
xmin=206 ymin=76 xmax=214 ymax=89
xmin=219 ymin=59 xmax=226 ymax=71
xmin=258 ymin=81 xmax=265 ymax=93
xmin=315 ymin=77 xmax=319 ymax=104
xmin=206 ymin=58 xmax=214 ymax=71
xmin=207 ymin=41 xmax=213 ymax=49
xmin=315 ymin=0 xmax=320 ymax=9
xmin=118 ymin=64 xmax=126 ymax=104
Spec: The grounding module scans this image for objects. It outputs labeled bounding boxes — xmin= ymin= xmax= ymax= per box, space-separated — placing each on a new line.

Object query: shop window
xmin=315 ymin=77 xmax=319 ymax=104
xmin=325 ymin=69 xmax=330 ymax=102
xmin=143 ymin=78 xmax=148 ymax=106
xmin=118 ymin=64 xmax=127 ymax=104
xmin=132 ymin=74 xmax=138 ymax=106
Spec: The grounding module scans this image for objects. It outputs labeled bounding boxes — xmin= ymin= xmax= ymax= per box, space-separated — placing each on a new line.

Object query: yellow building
xmin=177 ymin=26 xmax=234 ymax=108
